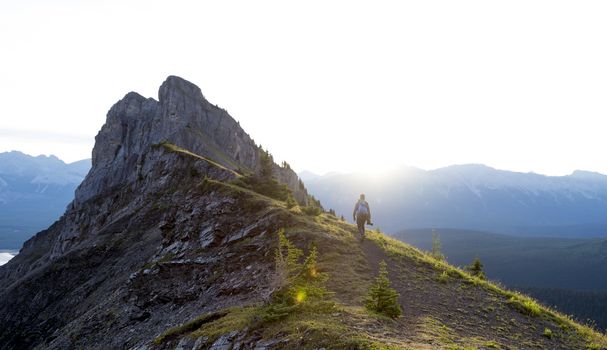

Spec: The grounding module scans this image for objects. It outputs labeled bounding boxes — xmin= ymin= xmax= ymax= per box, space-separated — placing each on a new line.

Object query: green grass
xmin=232 ymin=174 xmax=292 ymax=201
xmin=363 ymin=229 xmax=607 ymax=348
xmin=156 ymin=141 xmax=242 ymax=178
xmin=189 ymin=307 xmax=257 ymax=340
xmin=507 ymin=296 xmax=542 ymax=317
xmin=185 ymin=125 xmax=246 ymax=172
xmin=437 ymin=270 xmax=450 ymax=284
xmin=301 ymin=206 xmax=322 ymax=216
xmin=156 ymin=305 xmax=398 ymax=349
xmin=153 ymin=310 xmax=229 ymax=345
xmin=483 ymin=340 xmax=500 ymax=349
xmin=150 ymin=175 xmax=607 ymax=349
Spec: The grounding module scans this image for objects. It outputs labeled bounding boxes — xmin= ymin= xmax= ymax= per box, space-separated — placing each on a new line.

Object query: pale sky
xmin=1 ymin=0 xmax=606 ymax=175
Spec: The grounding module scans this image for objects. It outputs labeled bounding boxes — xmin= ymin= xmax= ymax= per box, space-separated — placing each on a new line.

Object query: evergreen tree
xmin=259 ymin=148 xmax=274 ymax=179
xmin=431 ymin=229 xmax=445 ymax=261
xmin=285 ymin=194 xmax=297 ymax=209
xmin=266 ymin=231 xmax=332 ymax=321
xmin=292 ymin=246 xmax=329 ymax=301
xmin=467 ymin=257 xmax=486 ymax=280
xmin=365 ymin=260 xmax=402 ymax=318
xmin=273 ymin=229 xmax=302 ymax=289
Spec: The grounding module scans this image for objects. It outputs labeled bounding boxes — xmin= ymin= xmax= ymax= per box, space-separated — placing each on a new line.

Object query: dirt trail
xmin=357 ymin=236 xmax=579 ymax=350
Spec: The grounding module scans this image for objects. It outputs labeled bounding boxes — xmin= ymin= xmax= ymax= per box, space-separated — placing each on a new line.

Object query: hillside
xmin=1 ymin=76 xmax=605 ymax=350
xmin=0 ymin=151 xmax=90 ymax=248
xmin=396 ymin=229 xmax=607 ymax=291
xmin=396 ymin=228 xmax=607 ymax=331
xmin=301 ymin=166 xmax=607 ymax=237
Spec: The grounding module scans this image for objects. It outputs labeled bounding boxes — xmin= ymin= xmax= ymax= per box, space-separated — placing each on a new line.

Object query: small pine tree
xmin=259 ymin=148 xmax=274 ymax=179
xmin=285 ymin=194 xmax=297 ymax=209
xmin=328 ymin=208 xmax=336 ymax=217
xmin=467 ymin=257 xmax=486 ymax=280
xmin=266 ymin=231 xmax=332 ymax=321
xmin=272 ymin=229 xmax=303 ymax=291
xmin=431 ymin=229 xmax=445 ymax=261
xmin=340 ymin=215 xmax=345 ymax=221
xmin=365 ymin=260 xmax=402 ymax=318
xmin=292 ymin=246 xmax=329 ymax=300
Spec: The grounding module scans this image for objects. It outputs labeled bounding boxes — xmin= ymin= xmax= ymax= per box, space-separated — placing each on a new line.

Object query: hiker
xmin=353 ymin=194 xmax=372 ymax=240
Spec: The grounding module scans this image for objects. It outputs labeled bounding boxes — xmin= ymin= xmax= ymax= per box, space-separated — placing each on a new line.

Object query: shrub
xmin=438 ymin=270 xmax=450 ymax=283
xmin=233 ymin=175 xmax=291 ymax=201
xmin=508 ymin=296 xmax=542 ymax=317
xmin=365 ymin=260 xmax=402 ymax=318
xmin=466 ymin=257 xmax=486 ymax=280
xmin=302 ymin=206 xmax=322 ymax=216
xmin=285 ymin=195 xmax=297 ymax=209
xmin=543 ymin=327 xmax=553 ymax=339
xmin=431 ymin=230 xmax=445 ymax=261
xmin=265 ymin=229 xmax=332 ymax=321
xmin=231 ymin=147 xmax=295 ymax=201
xmin=259 ymin=148 xmax=274 ymax=179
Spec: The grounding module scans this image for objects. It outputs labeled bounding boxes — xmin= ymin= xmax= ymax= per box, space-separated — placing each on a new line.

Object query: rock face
xmin=0 ymin=76 xmax=313 ymax=350
xmin=77 ymin=76 xmax=308 ymax=205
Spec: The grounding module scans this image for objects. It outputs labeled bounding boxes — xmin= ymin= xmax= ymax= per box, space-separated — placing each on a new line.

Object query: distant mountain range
xmin=302 ymin=165 xmax=607 ymax=237
xmin=0 ymin=151 xmax=90 ymax=248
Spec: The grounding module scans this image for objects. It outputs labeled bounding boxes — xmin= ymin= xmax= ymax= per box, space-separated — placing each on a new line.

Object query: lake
xmin=0 ymin=250 xmax=17 ymax=266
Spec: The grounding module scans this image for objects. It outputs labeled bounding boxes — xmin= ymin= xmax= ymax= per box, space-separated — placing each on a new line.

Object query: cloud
xmin=0 ymin=128 xmax=93 ymax=144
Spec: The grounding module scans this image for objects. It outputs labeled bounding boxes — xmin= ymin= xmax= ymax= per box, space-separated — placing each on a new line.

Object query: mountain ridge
xmin=301 ymin=164 xmax=607 ymax=236
xmin=0 ymin=151 xmax=91 ymax=249
xmin=1 ymin=76 xmax=605 ymax=349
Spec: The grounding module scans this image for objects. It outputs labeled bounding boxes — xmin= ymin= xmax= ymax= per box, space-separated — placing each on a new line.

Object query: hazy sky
xmin=1 ymin=0 xmax=606 ymax=175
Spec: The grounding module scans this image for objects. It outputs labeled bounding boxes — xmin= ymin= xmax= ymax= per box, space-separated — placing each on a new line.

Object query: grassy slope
xmin=150 ymin=146 xmax=607 ymax=349
xmin=151 ymin=179 xmax=607 ymax=349
xmin=395 ymin=228 xmax=607 ymax=291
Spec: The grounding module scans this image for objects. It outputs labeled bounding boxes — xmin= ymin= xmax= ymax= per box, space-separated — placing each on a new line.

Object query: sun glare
xmin=295 ymin=290 xmax=307 ymax=304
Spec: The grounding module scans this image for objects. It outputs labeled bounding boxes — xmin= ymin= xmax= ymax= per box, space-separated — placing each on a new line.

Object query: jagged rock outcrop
xmin=77 ymin=76 xmax=308 ymax=206
xmin=0 ymin=76 xmax=314 ymax=350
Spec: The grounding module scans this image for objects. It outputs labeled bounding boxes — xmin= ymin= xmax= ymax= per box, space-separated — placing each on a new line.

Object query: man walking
xmin=353 ymin=194 xmax=372 ymax=241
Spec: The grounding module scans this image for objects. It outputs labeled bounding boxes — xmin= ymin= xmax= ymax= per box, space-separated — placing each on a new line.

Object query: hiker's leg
xmin=357 ymin=217 xmax=365 ymax=237
xmin=357 ymin=216 xmax=366 ymax=239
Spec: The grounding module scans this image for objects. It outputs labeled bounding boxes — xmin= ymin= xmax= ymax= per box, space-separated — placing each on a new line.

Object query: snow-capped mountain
xmin=302 ymin=164 xmax=607 ymax=237
xmin=0 ymin=151 xmax=91 ymax=248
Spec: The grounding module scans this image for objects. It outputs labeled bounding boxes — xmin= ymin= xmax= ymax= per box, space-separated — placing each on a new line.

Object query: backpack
xmin=357 ymin=201 xmax=369 ymax=216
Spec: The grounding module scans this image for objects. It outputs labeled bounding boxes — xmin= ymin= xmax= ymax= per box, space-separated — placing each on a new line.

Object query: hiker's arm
xmin=368 ymin=203 xmax=372 ymax=220
xmin=353 ymin=203 xmax=358 ymax=220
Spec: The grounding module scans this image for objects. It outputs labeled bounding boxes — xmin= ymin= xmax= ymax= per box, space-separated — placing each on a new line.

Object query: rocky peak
xmin=76 ymin=76 xmax=310 ymax=205
xmin=158 ymin=75 xmax=208 ymax=108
